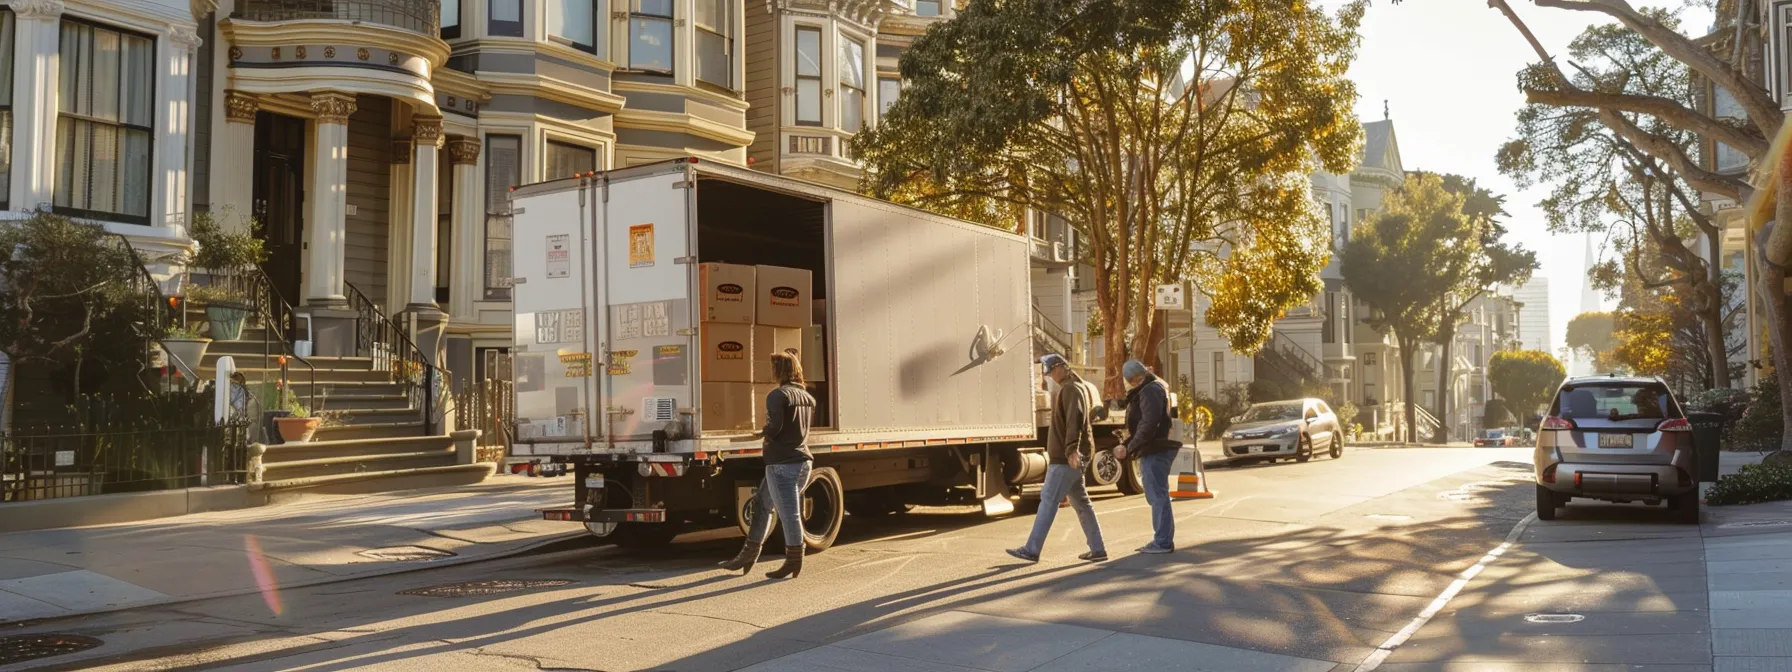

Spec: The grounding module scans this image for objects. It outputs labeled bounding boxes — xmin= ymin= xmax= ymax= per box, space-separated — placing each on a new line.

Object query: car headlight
xmin=1271 ymin=425 xmax=1299 ymax=437
xmin=1221 ymin=430 xmax=1234 ymax=439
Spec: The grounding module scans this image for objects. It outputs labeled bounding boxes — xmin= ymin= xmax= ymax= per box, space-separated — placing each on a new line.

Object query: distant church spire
xmin=1579 ymin=233 xmax=1601 ymax=314
xmin=1383 ymin=100 xmax=1389 ymax=121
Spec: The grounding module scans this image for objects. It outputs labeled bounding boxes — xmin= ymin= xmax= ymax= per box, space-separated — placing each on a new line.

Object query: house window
xmin=1322 ymin=293 xmax=1337 ymax=344
xmin=0 ymin=11 xmax=14 ymax=211
xmin=484 ymin=135 xmax=522 ymax=300
xmin=794 ymin=27 xmax=821 ymax=126
xmin=489 ymin=0 xmax=523 ymax=37
xmin=545 ymin=140 xmax=597 ymax=180
xmin=1423 ymin=390 xmax=1436 ymax=409
xmin=437 ymin=160 xmax=453 ymax=303
xmin=55 ymin=20 xmax=153 ymax=224
xmin=441 ymin=0 xmax=461 ymax=39
xmin=839 ymin=38 xmax=866 ymax=133
xmin=878 ymin=76 xmax=901 ymax=117
xmin=629 ymin=0 xmax=674 ymax=73
xmin=916 ymin=0 xmax=942 ymax=16
xmin=1364 ymin=351 xmax=1377 ymax=367
xmin=695 ymin=0 xmax=731 ymax=87
xmin=1211 ymin=351 xmax=1223 ymax=393
xmin=548 ymin=0 xmax=602 ymax=54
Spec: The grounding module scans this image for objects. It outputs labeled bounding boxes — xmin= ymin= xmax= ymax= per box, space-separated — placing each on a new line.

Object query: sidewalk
xmin=0 ymin=475 xmax=580 ymax=625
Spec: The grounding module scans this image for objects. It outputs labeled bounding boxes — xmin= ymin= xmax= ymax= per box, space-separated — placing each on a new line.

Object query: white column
xmin=408 ymin=114 xmax=444 ymax=309
xmin=213 ymin=90 xmax=260 ymax=229
xmin=304 ymin=92 xmax=356 ymax=306
xmin=387 ymin=139 xmax=414 ymax=310
xmin=447 ymin=136 xmax=482 ymax=319
xmin=9 ymin=0 xmax=63 ymax=211
xmin=157 ymin=25 xmax=201 ymax=232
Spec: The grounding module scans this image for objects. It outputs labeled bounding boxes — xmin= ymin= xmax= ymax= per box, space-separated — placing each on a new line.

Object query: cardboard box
xmin=802 ymin=325 xmax=827 ymax=382
xmin=752 ymin=384 xmax=777 ymax=427
xmin=701 ymin=382 xmax=757 ymax=432
xmin=699 ymin=263 xmax=755 ymax=323
xmin=752 ymin=326 xmax=805 ymax=382
xmin=700 ymin=323 xmax=753 ymax=382
xmin=755 ymin=265 xmax=812 ymax=328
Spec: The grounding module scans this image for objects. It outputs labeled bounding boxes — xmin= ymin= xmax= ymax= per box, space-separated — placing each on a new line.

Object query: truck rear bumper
xmin=540 ymin=507 xmax=669 ymax=523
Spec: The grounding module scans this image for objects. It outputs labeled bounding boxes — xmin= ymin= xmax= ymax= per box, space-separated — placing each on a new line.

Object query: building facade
xmin=1504 ymin=277 xmax=1551 ymax=354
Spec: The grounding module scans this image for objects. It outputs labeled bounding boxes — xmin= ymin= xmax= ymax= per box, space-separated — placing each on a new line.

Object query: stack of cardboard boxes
xmin=698 ymin=263 xmax=814 ymax=431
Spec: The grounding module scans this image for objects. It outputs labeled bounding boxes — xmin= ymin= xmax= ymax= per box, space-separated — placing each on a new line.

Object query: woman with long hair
xmin=718 ymin=352 xmax=816 ymax=578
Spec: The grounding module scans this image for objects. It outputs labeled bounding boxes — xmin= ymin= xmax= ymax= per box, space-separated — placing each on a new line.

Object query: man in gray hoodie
xmin=1007 ymin=354 xmax=1107 ymax=563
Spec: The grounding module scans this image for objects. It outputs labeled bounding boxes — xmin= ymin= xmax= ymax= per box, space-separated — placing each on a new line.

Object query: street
xmin=8 ymin=445 xmax=1542 ymax=672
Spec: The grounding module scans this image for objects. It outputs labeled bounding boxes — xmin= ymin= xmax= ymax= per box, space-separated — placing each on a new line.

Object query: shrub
xmin=1705 ymin=463 xmax=1792 ymax=506
xmin=1733 ymin=379 xmax=1784 ymax=452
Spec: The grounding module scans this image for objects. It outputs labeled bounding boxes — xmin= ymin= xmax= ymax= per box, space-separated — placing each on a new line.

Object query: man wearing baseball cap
xmin=1007 ymin=354 xmax=1108 ymax=563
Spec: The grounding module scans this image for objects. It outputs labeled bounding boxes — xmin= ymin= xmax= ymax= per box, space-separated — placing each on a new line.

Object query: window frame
xmin=548 ymin=0 xmax=603 ymax=54
xmin=543 ymin=139 xmax=599 ymax=181
xmin=694 ymin=0 xmax=732 ymax=88
xmin=483 ymin=133 xmax=524 ymax=301
xmin=915 ymin=0 xmax=942 ymax=16
xmin=793 ymin=25 xmax=823 ymax=127
xmin=877 ymin=76 xmax=900 ymax=119
xmin=53 ymin=17 xmax=155 ymax=226
xmin=627 ymin=0 xmax=675 ymax=75
xmin=441 ymin=0 xmax=462 ymax=39
xmin=489 ymin=0 xmax=524 ymax=38
xmin=838 ymin=34 xmax=867 ymax=133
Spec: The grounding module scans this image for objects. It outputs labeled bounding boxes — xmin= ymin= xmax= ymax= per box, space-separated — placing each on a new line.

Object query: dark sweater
xmin=1124 ymin=374 xmax=1180 ymax=458
xmin=762 ymin=383 xmax=815 ymax=464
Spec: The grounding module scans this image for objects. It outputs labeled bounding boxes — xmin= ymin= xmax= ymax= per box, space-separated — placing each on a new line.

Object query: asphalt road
xmin=8 ymin=445 xmax=1537 ymax=672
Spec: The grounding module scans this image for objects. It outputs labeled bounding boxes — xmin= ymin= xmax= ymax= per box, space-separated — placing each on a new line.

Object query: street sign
xmin=1154 ymin=284 xmax=1185 ymax=310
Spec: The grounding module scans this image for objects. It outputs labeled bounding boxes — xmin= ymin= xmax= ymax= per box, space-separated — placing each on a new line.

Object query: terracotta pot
xmin=276 ymin=416 xmax=322 ymax=444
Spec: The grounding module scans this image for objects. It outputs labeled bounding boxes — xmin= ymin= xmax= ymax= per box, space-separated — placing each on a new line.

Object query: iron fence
xmin=0 ymin=422 xmax=251 ymax=502
xmin=454 ymin=378 xmax=514 ymax=449
xmin=232 ymin=0 xmax=439 ymax=35
xmin=344 ymin=282 xmax=440 ymax=435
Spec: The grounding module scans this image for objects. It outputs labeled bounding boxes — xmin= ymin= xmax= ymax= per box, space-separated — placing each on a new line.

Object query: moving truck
xmin=509 ymin=158 xmax=1135 ymax=550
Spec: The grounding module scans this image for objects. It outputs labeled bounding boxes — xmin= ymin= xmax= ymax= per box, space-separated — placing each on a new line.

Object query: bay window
xmin=489 ymin=0 xmax=523 ymax=37
xmin=839 ymin=38 xmax=865 ymax=133
xmin=441 ymin=0 xmax=461 ymax=39
xmin=55 ymin=20 xmax=153 ymax=224
xmin=549 ymin=0 xmax=602 ymax=54
xmin=795 ymin=27 xmax=821 ymax=126
xmin=545 ymin=140 xmax=598 ymax=180
xmin=878 ymin=76 xmax=900 ymax=118
xmin=484 ymin=135 xmax=521 ymax=300
xmin=695 ymin=0 xmax=732 ymax=88
xmin=629 ymin=0 xmax=674 ymax=73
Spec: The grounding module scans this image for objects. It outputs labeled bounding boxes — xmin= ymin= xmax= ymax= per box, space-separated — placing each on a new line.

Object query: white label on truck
xmin=642 ymin=397 xmax=677 ymax=422
xmin=546 ymin=234 xmax=571 ymax=279
xmin=535 ymin=312 xmax=562 ymax=344
xmin=559 ymin=308 xmax=584 ymax=343
xmin=614 ymin=301 xmax=672 ymax=340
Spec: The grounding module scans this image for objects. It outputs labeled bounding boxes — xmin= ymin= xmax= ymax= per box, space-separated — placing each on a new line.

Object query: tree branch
xmin=1523 ymin=87 xmax=1766 ymax=157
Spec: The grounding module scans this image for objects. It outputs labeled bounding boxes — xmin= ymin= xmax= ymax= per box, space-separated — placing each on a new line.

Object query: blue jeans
xmin=1137 ymin=449 xmax=1177 ymax=550
xmin=745 ymin=461 xmax=812 ymax=548
xmin=1022 ymin=464 xmax=1105 ymax=556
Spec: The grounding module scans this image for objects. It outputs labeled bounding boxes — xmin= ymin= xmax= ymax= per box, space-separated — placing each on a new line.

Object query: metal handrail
xmin=102 ymin=233 xmax=180 ymax=393
xmin=1031 ymin=305 xmax=1073 ymax=354
xmin=244 ymin=268 xmax=317 ymax=415
xmin=231 ymin=0 xmax=439 ymax=35
xmin=342 ymin=283 xmax=439 ymax=436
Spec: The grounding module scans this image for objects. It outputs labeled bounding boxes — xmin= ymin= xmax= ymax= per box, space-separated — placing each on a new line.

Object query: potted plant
xmin=274 ymin=395 xmax=322 ymax=443
xmin=184 ymin=212 xmax=268 ymax=341
xmin=159 ymin=324 xmax=211 ymax=372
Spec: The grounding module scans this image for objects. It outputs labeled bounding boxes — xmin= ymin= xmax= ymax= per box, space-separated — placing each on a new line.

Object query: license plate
xmin=1249 ymin=446 xmax=1265 ymax=454
xmin=1597 ymin=433 xmax=1633 ymax=448
xmin=584 ymin=474 xmax=605 ymax=489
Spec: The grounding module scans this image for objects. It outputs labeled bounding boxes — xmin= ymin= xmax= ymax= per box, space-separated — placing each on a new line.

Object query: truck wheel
xmin=800 ymin=467 xmax=846 ymax=552
xmin=611 ymin=522 xmax=680 ymax=548
xmin=1116 ymin=456 xmax=1145 ymax=496
xmin=1086 ymin=450 xmax=1122 ymax=488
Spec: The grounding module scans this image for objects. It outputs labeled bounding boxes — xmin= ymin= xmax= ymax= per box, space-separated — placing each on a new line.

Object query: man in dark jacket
xmin=1006 ymin=354 xmax=1108 ymax=563
xmin=1114 ymin=359 xmax=1180 ymax=554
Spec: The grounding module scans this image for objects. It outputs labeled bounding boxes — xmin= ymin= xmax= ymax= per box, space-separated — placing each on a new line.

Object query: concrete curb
xmin=0 ymin=527 xmax=589 ymax=628
xmin=0 ymin=486 xmax=269 ymax=534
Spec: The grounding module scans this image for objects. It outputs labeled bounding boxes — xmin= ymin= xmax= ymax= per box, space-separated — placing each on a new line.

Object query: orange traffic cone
xmin=1169 ymin=447 xmax=1215 ymax=499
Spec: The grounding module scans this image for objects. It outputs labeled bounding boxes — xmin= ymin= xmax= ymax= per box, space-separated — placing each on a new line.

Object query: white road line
xmin=1352 ymin=512 xmax=1538 ymax=672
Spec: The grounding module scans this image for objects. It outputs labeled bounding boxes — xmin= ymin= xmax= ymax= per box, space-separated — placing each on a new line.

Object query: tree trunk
xmin=1102 ymin=313 xmax=1129 ymax=401
xmin=1705 ymin=228 xmax=1734 ymax=389
xmin=1765 ymin=167 xmax=1792 ymax=455
xmin=1398 ymin=333 xmax=1418 ymax=446
xmin=1435 ymin=328 xmax=1454 ymax=444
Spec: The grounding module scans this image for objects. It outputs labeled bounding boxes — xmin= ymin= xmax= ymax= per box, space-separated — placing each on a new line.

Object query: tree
xmin=1342 ymin=174 xmax=1477 ymax=442
xmin=1566 ymin=311 xmax=1619 ymax=371
xmin=854 ymin=0 xmax=1365 ymax=397
xmin=1416 ymin=172 xmax=1538 ymax=443
xmin=1482 ymin=398 xmax=1515 ymax=428
xmin=1489 ymin=349 xmax=1568 ymax=426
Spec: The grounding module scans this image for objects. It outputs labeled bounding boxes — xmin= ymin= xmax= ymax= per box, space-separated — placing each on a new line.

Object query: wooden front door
xmin=253 ymin=112 xmax=307 ymax=304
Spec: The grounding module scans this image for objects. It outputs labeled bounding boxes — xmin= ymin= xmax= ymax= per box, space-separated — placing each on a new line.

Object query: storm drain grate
xmin=1719 ymin=520 xmax=1792 ymax=529
xmin=357 ymin=546 xmax=457 ymax=562
xmin=0 ymin=634 xmax=103 ymax=665
xmin=399 ymin=579 xmax=576 ymax=597
xmin=1524 ymin=613 xmax=1585 ymax=624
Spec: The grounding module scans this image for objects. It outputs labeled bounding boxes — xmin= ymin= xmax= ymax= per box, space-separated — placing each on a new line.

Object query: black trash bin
xmin=1686 ymin=411 xmax=1725 ymax=482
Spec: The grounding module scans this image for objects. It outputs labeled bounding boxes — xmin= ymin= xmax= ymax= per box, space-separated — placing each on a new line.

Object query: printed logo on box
xmin=717 ymin=341 xmax=745 ymax=360
xmin=769 ymin=286 xmax=801 ymax=307
xmin=716 ymin=283 xmax=745 ymax=302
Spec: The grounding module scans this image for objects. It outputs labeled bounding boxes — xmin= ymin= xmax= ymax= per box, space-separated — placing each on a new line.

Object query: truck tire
xmin=612 ymin=522 xmax=680 ymax=548
xmin=1117 ymin=456 xmax=1145 ymax=496
xmin=800 ymin=467 xmax=846 ymax=552
xmin=1086 ymin=450 xmax=1122 ymax=488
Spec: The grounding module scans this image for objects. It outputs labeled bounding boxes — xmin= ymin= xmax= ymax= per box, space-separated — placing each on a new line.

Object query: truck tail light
xmin=1541 ymin=464 xmax=1557 ymax=483
xmin=1573 ymin=472 xmax=1583 ymax=488
xmin=1541 ymin=417 xmax=1575 ymax=431
xmin=1657 ymin=418 xmax=1692 ymax=433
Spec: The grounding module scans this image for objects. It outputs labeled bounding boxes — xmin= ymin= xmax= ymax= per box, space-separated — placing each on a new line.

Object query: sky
xmin=1337 ymin=0 xmax=1707 ymax=355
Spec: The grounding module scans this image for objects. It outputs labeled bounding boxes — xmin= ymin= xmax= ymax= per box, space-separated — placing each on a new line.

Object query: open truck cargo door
xmin=597 ymin=167 xmax=699 ymax=444
xmin=510 ymin=182 xmax=601 ymax=455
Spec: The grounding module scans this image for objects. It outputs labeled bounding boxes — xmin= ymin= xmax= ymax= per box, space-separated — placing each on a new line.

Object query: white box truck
xmin=510 ymin=159 xmax=1134 ymax=550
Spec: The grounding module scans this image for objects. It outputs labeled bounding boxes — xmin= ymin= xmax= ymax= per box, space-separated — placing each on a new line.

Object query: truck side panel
xmin=829 ymin=197 xmax=1034 ymax=435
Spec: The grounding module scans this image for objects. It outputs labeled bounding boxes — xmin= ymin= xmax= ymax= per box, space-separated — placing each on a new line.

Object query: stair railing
xmin=243 ymin=268 xmax=317 ymax=415
xmin=343 ymin=283 xmax=439 ymax=436
xmin=103 ymin=233 xmax=178 ymax=393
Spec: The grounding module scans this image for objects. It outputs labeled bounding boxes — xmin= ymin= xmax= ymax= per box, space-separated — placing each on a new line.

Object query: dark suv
xmin=1534 ymin=376 xmax=1698 ymax=523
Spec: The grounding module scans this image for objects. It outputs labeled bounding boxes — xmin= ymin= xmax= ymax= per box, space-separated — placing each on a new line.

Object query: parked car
xmin=1221 ymin=399 xmax=1344 ymax=464
xmin=1474 ymin=429 xmax=1512 ymax=447
xmin=1534 ymin=376 xmax=1698 ymax=524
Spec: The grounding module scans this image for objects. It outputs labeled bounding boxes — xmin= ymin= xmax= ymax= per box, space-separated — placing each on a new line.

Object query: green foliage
xmin=1566 ymin=312 xmax=1619 ymax=371
xmin=1488 ymin=349 xmax=1565 ymax=424
xmin=185 ymin=211 xmax=268 ymax=304
xmin=163 ymin=323 xmax=205 ymax=340
xmin=1733 ymin=378 xmax=1784 ymax=451
xmin=1705 ymin=463 xmax=1792 ymax=506
xmin=1482 ymin=398 xmax=1514 ymax=428
xmin=1687 ymin=387 xmax=1750 ymax=419
xmin=1191 ymin=383 xmax=1251 ymax=439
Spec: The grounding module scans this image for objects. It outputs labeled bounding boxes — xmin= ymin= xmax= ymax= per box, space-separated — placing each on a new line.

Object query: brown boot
xmin=764 ymin=545 xmax=804 ymax=579
xmin=717 ymin=541 xmax=762 ymax=574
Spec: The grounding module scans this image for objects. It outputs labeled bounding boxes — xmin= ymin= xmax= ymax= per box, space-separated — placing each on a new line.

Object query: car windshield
xmin=1242 ymin=403 xmax=1303 ymax=422
xmin=1555 ymin=384 xmax=1678 ymax=421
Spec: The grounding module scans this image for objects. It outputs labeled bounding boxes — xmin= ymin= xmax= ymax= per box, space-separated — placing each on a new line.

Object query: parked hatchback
xmin=1221 ymin=398 xmax=1344 ymax=464
xmin=1534 ymin=376 xmax=1698 ymax=523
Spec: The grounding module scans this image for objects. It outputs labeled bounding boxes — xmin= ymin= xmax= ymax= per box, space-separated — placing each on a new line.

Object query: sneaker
xmin=1005 ymin=548 xmax=1040 ymax=563
xmin=1136 ymin=545 xmax=1173 ymax=555
xmin=1078 ymin=550 xmax=1108 ymax=562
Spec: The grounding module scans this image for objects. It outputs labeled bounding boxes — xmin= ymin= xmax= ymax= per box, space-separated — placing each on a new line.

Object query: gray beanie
xmin=1122 ymin=359 xmax=1148 ymax=380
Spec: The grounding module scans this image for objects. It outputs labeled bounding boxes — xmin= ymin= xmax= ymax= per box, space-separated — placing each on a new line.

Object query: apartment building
xmin=1414 ymin=291 xmax=1523 ymax=439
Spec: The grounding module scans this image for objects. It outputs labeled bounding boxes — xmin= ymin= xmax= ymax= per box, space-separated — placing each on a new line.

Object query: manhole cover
xmin=357 ymin=546 xmax=456 ymax=562
xmin=1524 ymin=613 xmax=1585 ymax=624
xmin=399 ymin=579 xmax=576 ymax=597
xmin=1719 ymin=520 xmax=1792 ymax=529
xmin=0 ymin=634 xmax=103 ymax=665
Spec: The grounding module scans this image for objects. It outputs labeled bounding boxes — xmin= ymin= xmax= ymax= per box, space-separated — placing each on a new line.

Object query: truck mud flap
xmin=540 ymin=507 xmax=669 ymax=523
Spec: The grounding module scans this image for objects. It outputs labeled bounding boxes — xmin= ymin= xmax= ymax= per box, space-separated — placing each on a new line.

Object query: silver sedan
xmin=1220 ymin=398 xmax=1345 ymax=463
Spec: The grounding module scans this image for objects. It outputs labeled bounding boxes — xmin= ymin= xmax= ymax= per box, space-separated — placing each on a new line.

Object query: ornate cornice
xmin=310 ymin=92 xmax=358 ymax=124
xmin=169 ymin=25 xmax=203 ymax=51
xmin=224 ymin=90 xmax=260 ymax=123
xmin=11 ymin=0 xmax=64 ymax=20
xmin=448 ymin=136 xmax=481 ymax=165
xmin=411 ymin=115 xmax=445 ymax=149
